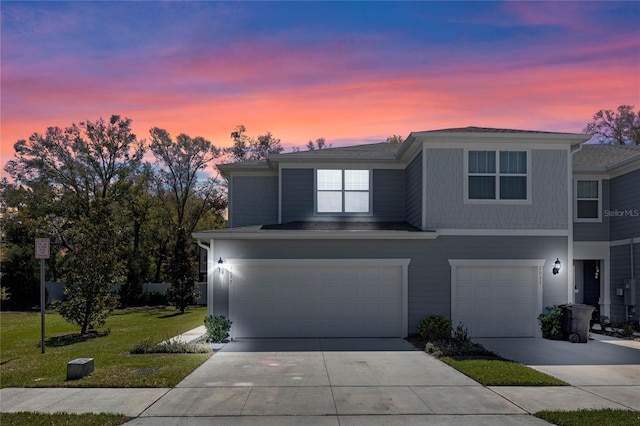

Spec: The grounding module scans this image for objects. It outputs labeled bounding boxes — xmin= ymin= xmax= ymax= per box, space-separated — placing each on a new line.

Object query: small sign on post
xmin=35 ymin=238 xmax=50 ymax=354
xmin=35 ymin=238 xmax=50 ymax=259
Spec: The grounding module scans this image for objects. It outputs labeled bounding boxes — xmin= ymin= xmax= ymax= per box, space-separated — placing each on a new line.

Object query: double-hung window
xmin=467 ymin=150 xmax=528 ymax=201
xmin=576 ymin=180 xmax=600 ymax=220
xmin=317 ymin=169 xmax=370 ymax=213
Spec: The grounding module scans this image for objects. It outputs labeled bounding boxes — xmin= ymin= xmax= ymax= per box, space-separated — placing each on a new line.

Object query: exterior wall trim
xmin=421 ymin=142 xmax=427 ymax=230
xmin=448 ymin=259 xmax=546 ymax=267
xmin=437 ymin=229 xmax=569 ymax=236
xmin=194 ymin=231 xmax=439 ymax=240
xmin=278 ymin=167 xmax=282 ymax=224
xmin=197 ymin=238 xmax=216 ymax=317
xmin=567 ymin=145 xmax=575 ymax=304
xmin=422 ymin=142 xmax=575 ymax=150
xmin=228 ymin=176 xmax=234 ymax=228
xmin=610 ymin=237 xmax=640 ymax=247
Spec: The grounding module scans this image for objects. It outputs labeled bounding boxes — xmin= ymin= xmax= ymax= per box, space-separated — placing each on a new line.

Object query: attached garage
xmin=227 ymin=259 xmax=410 ymax=338
xmin=449 ymin=259 xmax=544 ymax=338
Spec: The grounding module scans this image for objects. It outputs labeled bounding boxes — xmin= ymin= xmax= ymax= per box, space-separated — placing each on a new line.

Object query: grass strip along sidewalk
xmin=441 ymin=355 xmax=567 ymax=386
xmin=424 ymin=341 xmax=638 ymax=425
xmin=0 ymin=412 xmax=131 ymax=426
xmin=535 ymin=408 xmax=640 ymax=426
xmin=0 ymin=306 xmax=209 ymax=388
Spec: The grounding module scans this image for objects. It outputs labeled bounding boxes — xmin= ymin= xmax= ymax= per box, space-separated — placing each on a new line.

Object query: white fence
xmin=45 ymin=282 xmax=207 ymax=305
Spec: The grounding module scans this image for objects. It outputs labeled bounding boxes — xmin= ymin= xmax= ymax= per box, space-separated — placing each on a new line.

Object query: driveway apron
xmin=133 ymin=338 xmax=547 ymax=425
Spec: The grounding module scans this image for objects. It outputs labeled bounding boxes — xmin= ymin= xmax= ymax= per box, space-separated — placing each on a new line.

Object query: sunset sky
xmin=2 ymin=1 xmax=639 ymax=169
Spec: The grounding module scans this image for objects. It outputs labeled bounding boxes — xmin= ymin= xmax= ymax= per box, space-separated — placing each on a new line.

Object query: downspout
xmin=197 ymin=239 xmax=215 ymax=317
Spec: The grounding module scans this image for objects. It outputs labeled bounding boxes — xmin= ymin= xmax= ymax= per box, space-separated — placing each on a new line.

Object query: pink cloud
xmin=2 ymin=4 xmax=638 ymax=172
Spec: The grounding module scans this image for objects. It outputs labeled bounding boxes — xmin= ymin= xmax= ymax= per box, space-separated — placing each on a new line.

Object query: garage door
xmin=229 ymin=260 xmax=408 ymax=338
xmin=450 ymin=260 xmax=543 ymax=337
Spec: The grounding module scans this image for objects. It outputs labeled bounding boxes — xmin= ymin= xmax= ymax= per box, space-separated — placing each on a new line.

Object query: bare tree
xmin=584 ymin=105 xmax=640 ymax=145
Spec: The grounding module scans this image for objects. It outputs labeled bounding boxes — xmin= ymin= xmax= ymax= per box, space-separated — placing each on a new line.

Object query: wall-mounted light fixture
xmin=218 ymin=257 xmax=224 ymax=275
xmin=552 ymin=258 xmax=561 ymax=275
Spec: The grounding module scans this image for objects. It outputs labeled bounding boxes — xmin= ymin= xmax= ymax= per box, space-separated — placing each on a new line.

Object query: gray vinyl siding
xmin=373 ymin=169 xmax=405 ymax=221
xmin=573 ymin=179 xmax=610 ymax=241
xmin=281 ymin=168 xmax=406 ymax=223
xmin=212 ymin=235 xmax=568 ymax=334
xmin=230 ymin=175 xmax=278 ymax=228
xmin=405 ymin=152 xmax=423 ymax=229
xmin=609 ymin=242 xmax=640 ymax=322
xmin=609 ymin=169 xmax=640 ymax=241
xmin=423 ymin=149 xmax=568 ymax=229
xmin=281 ymin=169 xmax=314 ymax=223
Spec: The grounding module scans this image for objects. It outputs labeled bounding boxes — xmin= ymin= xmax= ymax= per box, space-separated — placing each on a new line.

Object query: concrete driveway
xmin=476 ymin=334 xmax=640 ymax=413
xmin=126 ymin=338 xmax=549 ymax=425
xmin=4 ymin=336 xmax=637 ymax=424
xmin=475 ymin=334 xmax=640 ymax=386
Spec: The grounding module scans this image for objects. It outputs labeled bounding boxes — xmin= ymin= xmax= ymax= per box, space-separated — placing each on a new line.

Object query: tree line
xmin=1 ymin=105 xmax=637 ymax=334
xmin=1 ymin=116 xmax=230 ymax=333
xmin=0 ymin=115 xmax=334 ymax=333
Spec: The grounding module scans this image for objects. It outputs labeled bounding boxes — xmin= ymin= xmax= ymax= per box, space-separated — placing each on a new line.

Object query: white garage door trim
xmin=226 ymin=259 xmax=410 ymax=338
xmin=449 ymin=259 xmax=545 ymax=337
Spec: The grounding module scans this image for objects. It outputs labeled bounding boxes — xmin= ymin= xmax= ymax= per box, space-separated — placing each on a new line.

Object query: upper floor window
xmin=317 ymin=169 xmax=370 ymax=213
xmin=576 ymin=180 xmax=600 ymax=220
xmin=467 ymin=150 xmax=528 ymax=201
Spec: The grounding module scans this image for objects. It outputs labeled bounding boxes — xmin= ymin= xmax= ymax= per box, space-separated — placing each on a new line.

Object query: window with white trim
xmin=576 ymin=180 xmax=600 ymax=220
xmin=468 ymin=150 xmax=528 ymax=201
xmin=317 ymin=169 xmax=370 ymax=213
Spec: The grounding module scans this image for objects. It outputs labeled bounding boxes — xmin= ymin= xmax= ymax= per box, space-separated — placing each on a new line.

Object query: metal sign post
xmin=35 ymin=238 xmax=50 ymax=354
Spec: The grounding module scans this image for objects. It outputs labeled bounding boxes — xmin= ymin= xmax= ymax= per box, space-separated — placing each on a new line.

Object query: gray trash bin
xmin=560 ymin=304 xmax=595 ymax=343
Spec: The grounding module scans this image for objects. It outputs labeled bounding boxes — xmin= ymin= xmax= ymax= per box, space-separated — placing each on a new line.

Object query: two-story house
xmin=572 ymin=144 xmax=640 ymax=325
xmin=193 ymin=127 xmax=639 ymax=339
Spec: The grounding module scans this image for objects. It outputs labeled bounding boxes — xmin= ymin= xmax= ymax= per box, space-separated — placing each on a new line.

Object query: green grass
xmin=0 ymin=306 xmax=210 ymax=388
xmin=442 ymin=356 xmax=568 ymax=386
xmin=535 ymin=409 xmax=640 ymax=426
xmin=0 ymin=412 xmax=131 ymax=426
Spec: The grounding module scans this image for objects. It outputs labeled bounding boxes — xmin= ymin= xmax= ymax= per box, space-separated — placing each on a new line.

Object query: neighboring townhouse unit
xmin=572 ymin=144 xmax=640 ymax=324
xmin=193 ymin=127 xmax=638 ymax=339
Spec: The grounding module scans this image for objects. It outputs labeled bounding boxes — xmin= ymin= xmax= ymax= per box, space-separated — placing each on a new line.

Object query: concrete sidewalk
xmin=1 ymin=332 xmax=638 ymax=425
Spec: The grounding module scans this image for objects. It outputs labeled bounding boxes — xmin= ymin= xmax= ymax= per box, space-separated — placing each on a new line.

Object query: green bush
xmin=452 ymin=322 xmax=470 ymax=342
xmin=204 ymin=315 xmax=232 ymax=343
xmin=417 ymin=314 xmax=452 ymax=342
xmin=538 ymin=305 xmax=563 ymax=339
xmin=130 ymin=338 xmax=209 ymax=354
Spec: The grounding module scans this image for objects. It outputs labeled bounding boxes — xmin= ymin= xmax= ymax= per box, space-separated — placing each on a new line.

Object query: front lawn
xmin=0 ymin=306 xmax=210 ymax=388
xmin=535 ymin=409 xmax=640 ymax=426
xmin=441 ymin=355 xmax=568 ymax=386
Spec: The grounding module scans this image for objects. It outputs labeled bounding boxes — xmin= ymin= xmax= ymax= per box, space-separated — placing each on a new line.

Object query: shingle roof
xmin=272 ymin=142 xmax=399 ymax=158
xmin=419 ymin=126 xmax=576 ymax=135
xmin=218 ymin=127 xmax=589 ymax=173
xmin=573 ymin=144 xmax=640 ymax=170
